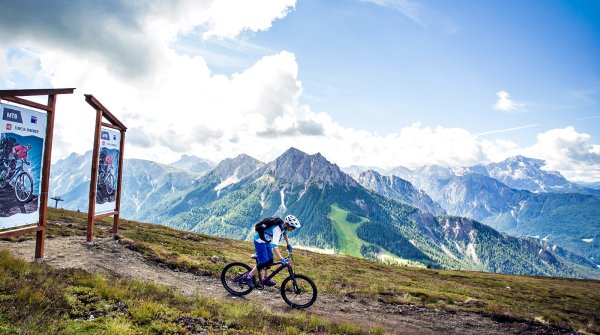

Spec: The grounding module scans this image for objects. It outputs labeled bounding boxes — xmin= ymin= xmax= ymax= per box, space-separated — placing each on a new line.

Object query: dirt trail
xmin=0 ymin=236 xmax=575 ymax=335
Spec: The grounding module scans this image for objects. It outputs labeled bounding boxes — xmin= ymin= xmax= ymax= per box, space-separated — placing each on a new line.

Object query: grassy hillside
xmin=2 ymin=208 xmax=600 ymax=334
xmin=328 ymin=204 xmax=368 ymax=257
xmin=0 ymin=249 xmax=374 ymax=335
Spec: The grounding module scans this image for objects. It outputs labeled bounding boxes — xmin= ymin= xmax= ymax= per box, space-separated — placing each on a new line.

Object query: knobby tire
xmin=15 ymin=172 xmax=33 ymax=203
xmin=280 ymin=274 xmax=317 ymax=309
xmin=221 ymin=262 xmax=253 ymax=296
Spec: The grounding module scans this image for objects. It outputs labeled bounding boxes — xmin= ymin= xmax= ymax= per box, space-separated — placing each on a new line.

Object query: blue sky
xmin=0 ymin=0 xmax=599 ymax=181
xmin=198 ymin=0 xmax=600 ymax=144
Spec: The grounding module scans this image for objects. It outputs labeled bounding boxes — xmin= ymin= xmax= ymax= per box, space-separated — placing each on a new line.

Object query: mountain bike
xmin=98 ymin=163 xmax=115 ymax=195
xmin=221 ymin=252 xmax=317 ymax=309
xmin=0 ymin=157 xmax=34 ymax=203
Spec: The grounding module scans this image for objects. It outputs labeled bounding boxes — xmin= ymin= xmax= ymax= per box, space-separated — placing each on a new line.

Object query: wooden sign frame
xmin=85 ymin=95 xmax=126 ymax=243
xmin=0 ymin=88 xmax=75 ymax=261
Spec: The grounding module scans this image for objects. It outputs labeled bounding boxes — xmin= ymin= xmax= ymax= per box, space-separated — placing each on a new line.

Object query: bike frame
xmin=256 ymin=257 xmax=294 ymax=285
xmin=11 ymin=160 xmax=27 ymax=178
xmin=1 ymin=158 xmax=27 ymax=183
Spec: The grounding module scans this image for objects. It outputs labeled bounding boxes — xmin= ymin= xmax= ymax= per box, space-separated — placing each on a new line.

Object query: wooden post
xmin=34 ymin=94 xmax=57 ymax=261
xmin=86 ymin=109 xmax=103 ymax=244
xmin=112 ymin=130 xmax=126 ymax=237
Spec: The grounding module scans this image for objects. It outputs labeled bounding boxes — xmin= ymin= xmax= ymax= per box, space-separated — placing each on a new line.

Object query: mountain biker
xmin=3 ymin=143 xmax=31 ymax=180
xmin=240 ymin=215 xmax=301 ymax=288
xmin=99 ymin=153 xmax=113 ymax=175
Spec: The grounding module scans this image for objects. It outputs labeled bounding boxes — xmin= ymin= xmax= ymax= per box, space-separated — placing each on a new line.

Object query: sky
xmin=0 ymin=0 xmax=599 ymax=182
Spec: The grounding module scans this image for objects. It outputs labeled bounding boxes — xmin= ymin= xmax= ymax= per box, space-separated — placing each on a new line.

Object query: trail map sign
xmin=95 ymin=127 xmax=121 ymax=214
xmin=0 ymin=103 xmax=47 ymax=229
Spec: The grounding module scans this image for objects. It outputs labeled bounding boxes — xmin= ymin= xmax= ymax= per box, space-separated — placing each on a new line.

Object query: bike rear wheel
xmin=280 ymin=274 xmax=317 ymax=309
xmin=15 ymin=172 xmax=33 ymax=203
xmin=221 ymin=262 xmax=253 ymax=296
xmin=106 ymin=173 xmax=115 ymax=195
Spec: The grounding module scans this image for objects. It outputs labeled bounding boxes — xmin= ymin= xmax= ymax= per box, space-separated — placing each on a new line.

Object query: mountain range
xmin=49 ymin=149 xmax=600 ymax=278
xmin=383 ymin=163 xmax=600 ymax=264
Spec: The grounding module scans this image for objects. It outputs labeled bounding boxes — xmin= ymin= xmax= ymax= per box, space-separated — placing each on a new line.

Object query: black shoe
xmin=243 ymin=274 xmax=255 ymax=288
xmin=264 ymin=279 xmax=277 ymax=287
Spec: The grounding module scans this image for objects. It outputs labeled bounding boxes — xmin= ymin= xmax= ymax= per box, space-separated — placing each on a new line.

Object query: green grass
xmin=328 ymin=204 xmax=369 ymax=257
xmin=0 ymin=248 xmax=381 ymax=335
xmin=3 ymin=208 xmax=600 ymax=334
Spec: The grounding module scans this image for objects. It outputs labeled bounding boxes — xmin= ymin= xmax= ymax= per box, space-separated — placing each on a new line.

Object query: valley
xmin=48 ymin=148 xmax=600 ymax=279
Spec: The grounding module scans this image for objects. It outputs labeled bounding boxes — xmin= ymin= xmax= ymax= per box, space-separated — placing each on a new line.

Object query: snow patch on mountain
xmin=467 ymin=243 xmax=480 ymax=265
xmin=260 ymin=193 xmax=265 ymax=209
xmin=214 ymin=173 xmax=240 ymax=191
xmin=276 ymin=188 xmax=286 ymax=215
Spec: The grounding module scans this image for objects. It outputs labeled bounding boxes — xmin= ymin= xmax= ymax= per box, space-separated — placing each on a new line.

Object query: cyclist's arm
xmin=283 ymin=233 xmax=290 ymax=248
xmin=272 ymin=246 xmax=284 ymax=261
xmin=270 ymin=227 xmax=285 ymax=260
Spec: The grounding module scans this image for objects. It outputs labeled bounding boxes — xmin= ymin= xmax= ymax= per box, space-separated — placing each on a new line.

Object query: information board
xmin=0 ymin=103 xmax=47 ymax=229
xmin=94 ymin=127 xmax=121 ymax=214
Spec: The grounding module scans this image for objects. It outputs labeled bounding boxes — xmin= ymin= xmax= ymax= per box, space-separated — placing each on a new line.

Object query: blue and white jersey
xmin=254 ymin=225 xmax=288 ymax=248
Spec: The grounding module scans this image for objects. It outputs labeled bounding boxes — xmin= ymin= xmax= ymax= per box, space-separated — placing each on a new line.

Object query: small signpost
xmin=85 ymin=95 xmax=126 ymax=243
xmin=0 ymin=88 xmax=75 ymax=261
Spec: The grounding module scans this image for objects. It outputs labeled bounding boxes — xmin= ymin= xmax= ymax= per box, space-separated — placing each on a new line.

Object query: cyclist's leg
xmin=263 ymin=246 xmax=274 ymax=277
xmin=4 ymin=157 xmax=15 ymax=177
xmin=248 ymin=241 xmax=268 ymax=277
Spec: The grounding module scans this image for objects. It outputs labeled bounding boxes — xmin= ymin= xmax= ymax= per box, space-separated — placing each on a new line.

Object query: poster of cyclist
xmin=95 ymin=127 xmax=120 ymax=214
xmin=0 ymin=103 xmax=47 ymax=229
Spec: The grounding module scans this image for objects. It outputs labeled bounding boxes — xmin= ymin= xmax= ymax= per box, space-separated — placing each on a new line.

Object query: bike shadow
xmin=0 ymin=187 xmax=38 ymax=216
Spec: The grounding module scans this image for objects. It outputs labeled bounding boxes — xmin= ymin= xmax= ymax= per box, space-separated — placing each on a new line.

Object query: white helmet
xmin=284 ymin=214 xmax=301 ymax=228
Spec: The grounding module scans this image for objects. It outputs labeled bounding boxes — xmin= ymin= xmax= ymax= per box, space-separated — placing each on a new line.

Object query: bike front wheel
xmin=15 ymin=172 xmax=33 ymax=203
xmin=280 ymin=274 xmax=317 ymax=309
xmin=106 ymin=173 xmax=115 ymax=195
xmin=221 ymin=262 xmax=253 ymax=296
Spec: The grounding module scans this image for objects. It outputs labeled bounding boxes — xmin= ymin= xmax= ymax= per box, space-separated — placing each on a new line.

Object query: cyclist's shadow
xmin=0 ymin=187 xmax=37 ymax=216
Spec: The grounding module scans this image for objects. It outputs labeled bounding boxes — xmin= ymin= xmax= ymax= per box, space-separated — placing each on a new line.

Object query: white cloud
xmin=524 ymin=127 xmax=600 ymax=182
xmin=494 ymin=90 xmax=526 ymax=113
xmin=203 ymin=0 xmax=296 ymax=39
xmin=0 ymin=0 xmax=296 ymax=79
xmin=1 ymin=2 xmax=598 ymax=183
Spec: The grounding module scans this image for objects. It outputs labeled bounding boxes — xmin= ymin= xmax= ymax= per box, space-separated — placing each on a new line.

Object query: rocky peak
xmin=213 ymin=154 xmax=264 ymax=181
xmin=359 ymin=170 xmax=412 ymax=192
xmin=486 ymin=156 xmax=569 ymax=192
xmin=266 ymin=147 xmax=357 ymax=188
xmin=358 ymin=169 xmax=446 ymax=216
xmin=170 ymin=154 xmax=215 ymax=174
xmin=416 ymin=165 xmax=455 ymax=179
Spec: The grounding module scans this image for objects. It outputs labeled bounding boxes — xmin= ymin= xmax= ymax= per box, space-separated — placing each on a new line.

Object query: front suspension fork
xmin=287 ymin=266 xmax=300 ymax=292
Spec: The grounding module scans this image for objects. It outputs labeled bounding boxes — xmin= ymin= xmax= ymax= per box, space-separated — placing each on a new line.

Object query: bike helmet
xmin=284 ymin=215 xmax=301 ymax=228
